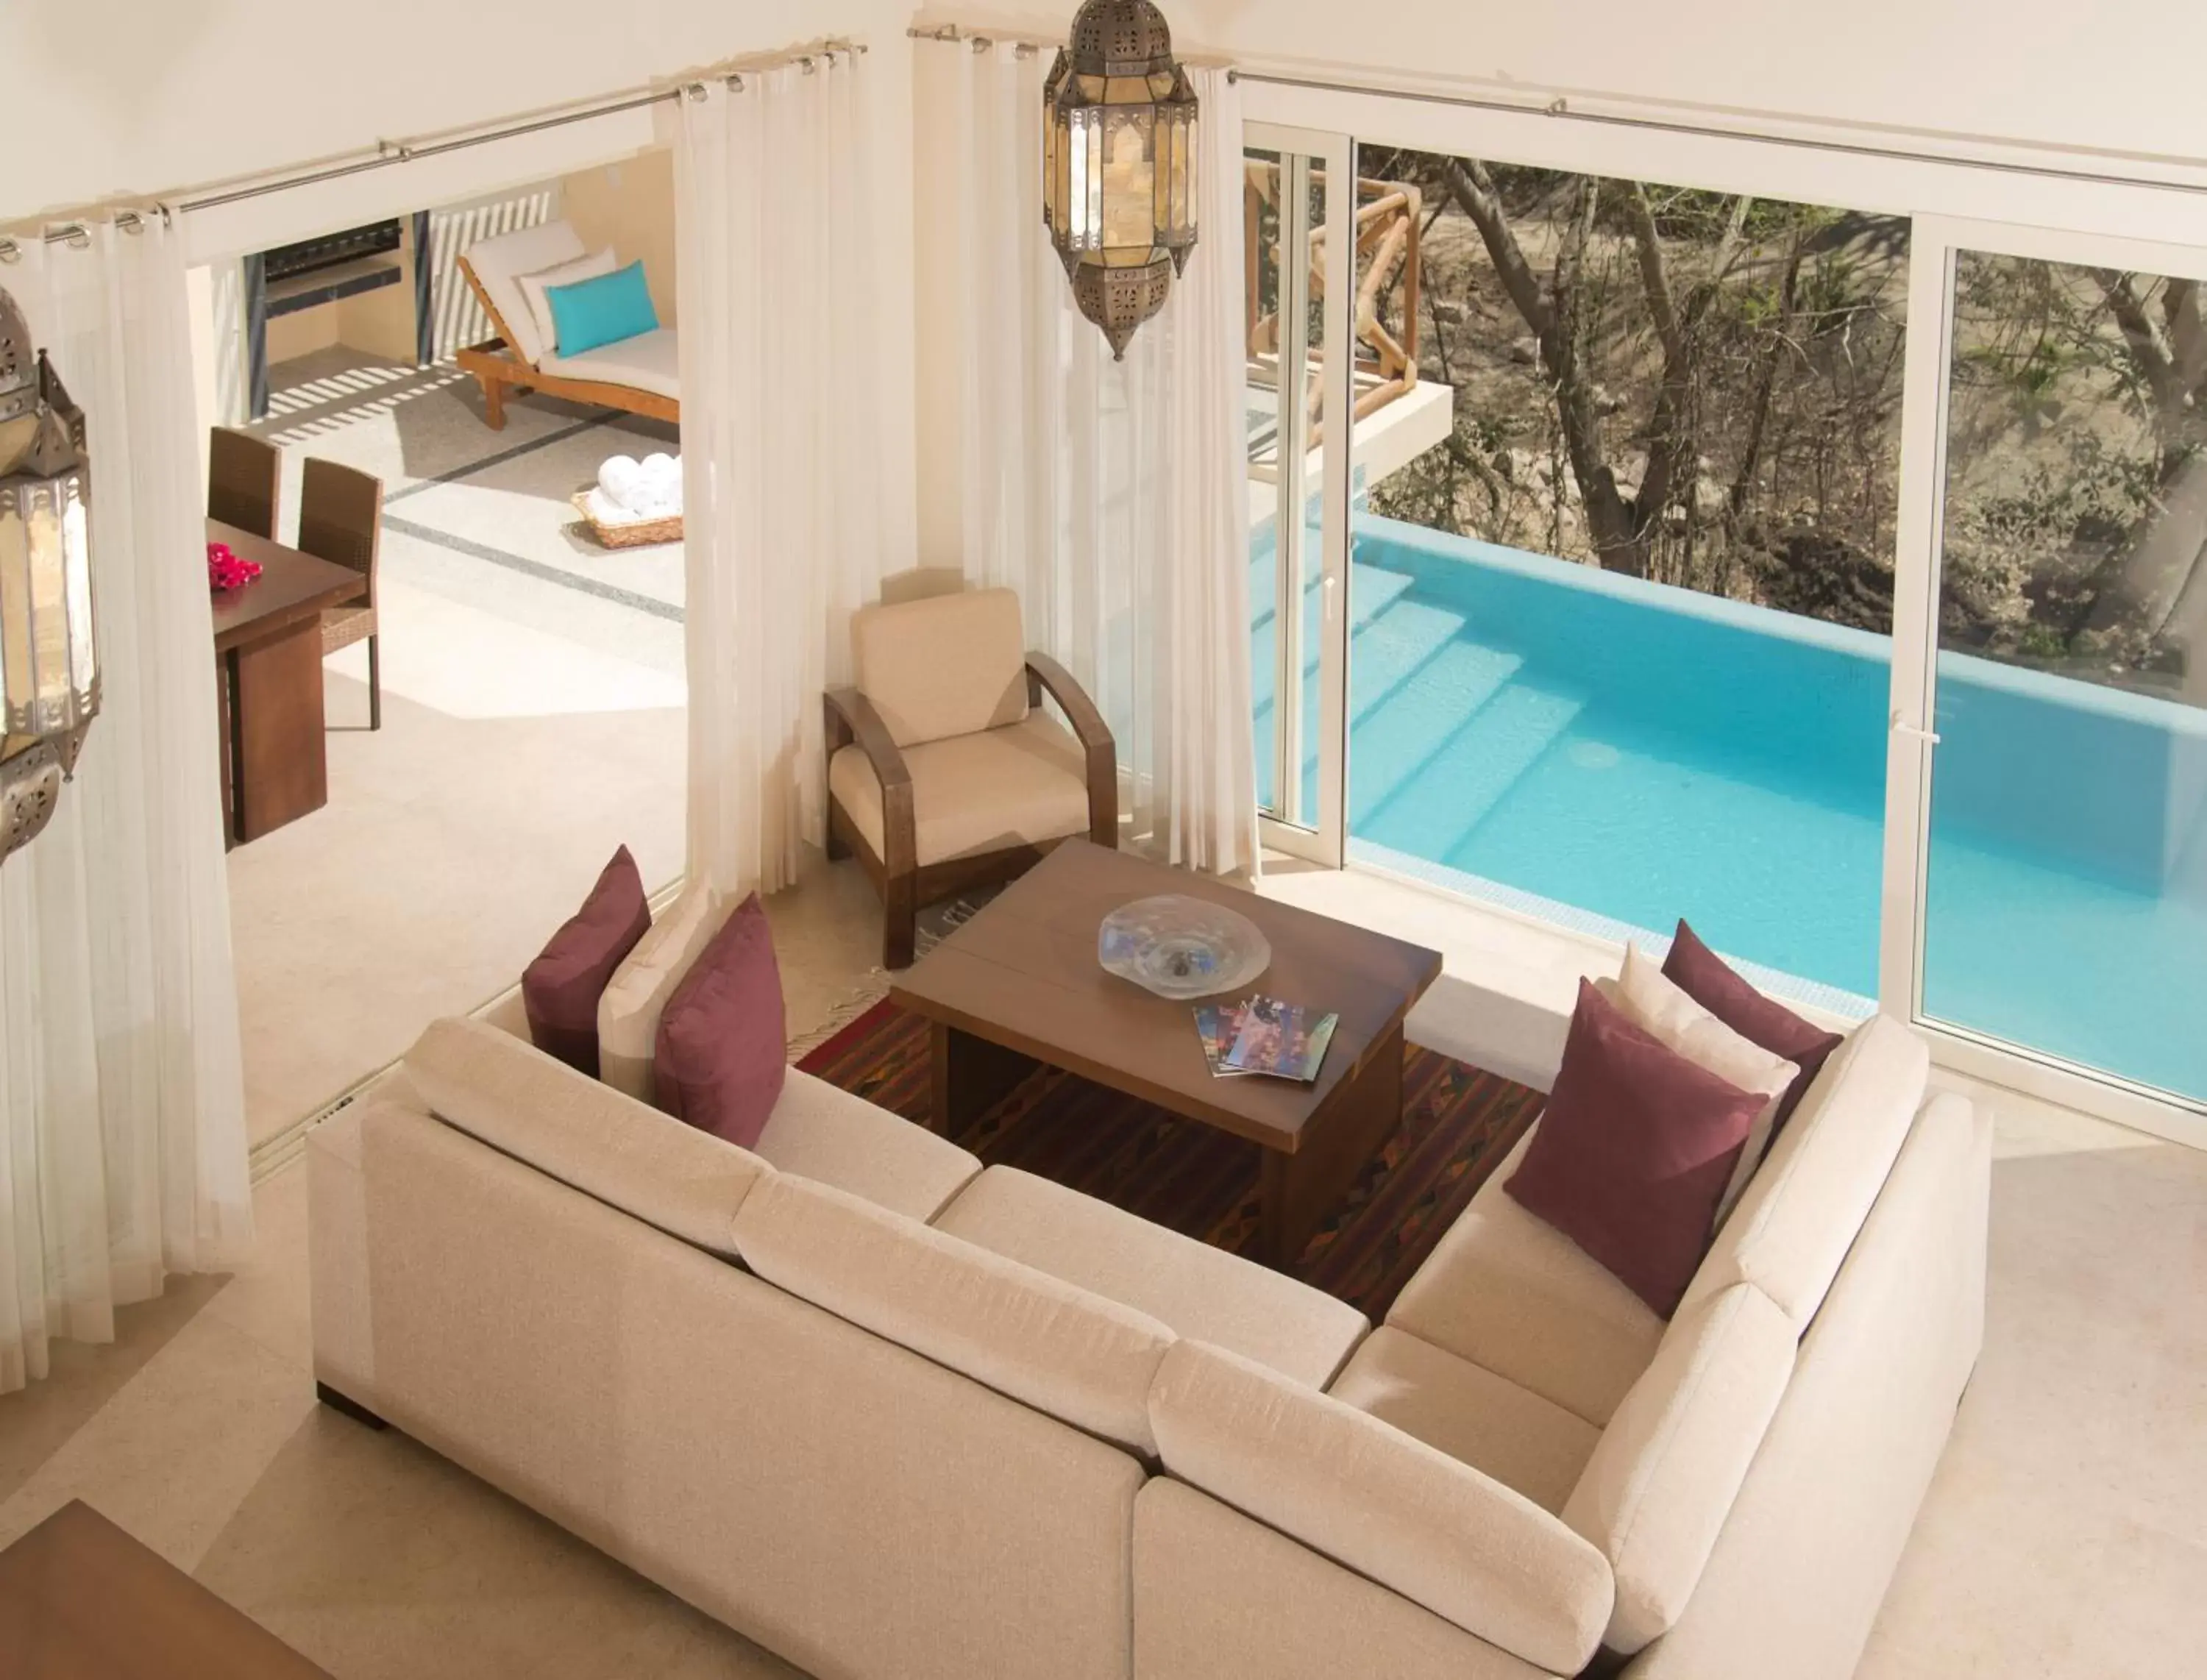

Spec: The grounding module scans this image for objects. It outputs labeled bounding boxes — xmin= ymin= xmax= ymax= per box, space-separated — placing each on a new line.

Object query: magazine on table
xmin=1192 ymin=995 xmax=1340 ymax=1083
xmin=1192 ymin=1004 xmax=1259 ymax=1078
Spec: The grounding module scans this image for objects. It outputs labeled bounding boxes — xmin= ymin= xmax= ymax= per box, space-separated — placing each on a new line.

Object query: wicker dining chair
xmin=297 ymin=458 xmax=385 ymax=730
xmin=207 ymin=426 xmax=281 ymax=539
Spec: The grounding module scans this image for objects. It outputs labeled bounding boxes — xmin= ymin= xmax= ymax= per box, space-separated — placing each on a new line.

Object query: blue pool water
xmin=1253 ymin=514 xmax=2207 ymax=1103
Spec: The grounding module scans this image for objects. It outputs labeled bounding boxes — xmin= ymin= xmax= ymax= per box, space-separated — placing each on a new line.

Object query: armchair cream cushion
xmin=849 ymin=587 xmax=1029 ymax=748
xmin=828 ymin=713 xmax=1090 ymax=866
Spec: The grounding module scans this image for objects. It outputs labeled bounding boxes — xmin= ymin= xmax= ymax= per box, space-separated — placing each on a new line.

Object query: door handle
xmin=1889 ymin=710 xmax=1941 ymax=745
xmin=1322 ymin=571 xmax=1340 ymax=624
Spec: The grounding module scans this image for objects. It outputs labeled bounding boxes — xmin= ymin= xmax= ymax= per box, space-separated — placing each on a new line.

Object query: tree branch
xmin=1437 ymin=159 xmax=1554 ymax=340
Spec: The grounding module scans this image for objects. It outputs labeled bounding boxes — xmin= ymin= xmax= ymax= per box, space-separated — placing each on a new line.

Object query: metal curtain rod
xmin=0 ymin=207 xmax=165 ymax=259
xmin=909 ymin=24 xmax=1048 ymax=58
xmin=6 ymin=38 xmax=873 ymax=236
xmin=1225 ymin=69 xmax=2207 ymax=199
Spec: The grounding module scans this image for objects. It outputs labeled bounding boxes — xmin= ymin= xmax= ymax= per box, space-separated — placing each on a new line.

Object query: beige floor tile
xmin=0 ymin=1275 xmax=224 ymax=1506
xmin=201 ymin=1161 xmax=315 ymax=1370
xmin=195 ymin=1406 xmax=801 ymax=1679
xmin=0 ymin=1310 xmax=316 ymax=1572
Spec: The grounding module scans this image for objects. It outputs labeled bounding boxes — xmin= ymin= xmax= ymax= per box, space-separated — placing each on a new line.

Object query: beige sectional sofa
xmin=309 ymin=1000 xmax=1989 ymax=1680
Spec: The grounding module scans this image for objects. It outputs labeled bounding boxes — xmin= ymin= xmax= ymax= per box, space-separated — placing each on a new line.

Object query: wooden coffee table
xmin=891 ymin=841 xmax=1442 ymax=1265
xmin=0 ymin=1501 xmax=333 ymax=1677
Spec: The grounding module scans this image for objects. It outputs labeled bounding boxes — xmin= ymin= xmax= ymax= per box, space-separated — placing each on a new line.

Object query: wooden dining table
xmin=208 ymin=519 xmax=367 ymax=845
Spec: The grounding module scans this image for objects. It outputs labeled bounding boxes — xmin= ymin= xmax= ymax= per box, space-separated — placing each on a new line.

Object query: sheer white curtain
xmin=676 ymin=52 xmax=903 ymax=900
xmin=943 ymin=45 xmax=1255 ymax=874
xmin=0 ymin=215 xmax=252 ymax=1395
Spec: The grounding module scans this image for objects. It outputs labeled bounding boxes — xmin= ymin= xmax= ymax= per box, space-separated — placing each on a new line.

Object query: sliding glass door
xmin=1237 ymin=84 xmax=2207 ymax=1133
xmin=1910 ymin=229 xmax=2207 ymax=1106
xmin=1334 ymin=146 xmax=1909 ymax=1008
xmin=1247 ymin=124 xmax=1353 ymax=865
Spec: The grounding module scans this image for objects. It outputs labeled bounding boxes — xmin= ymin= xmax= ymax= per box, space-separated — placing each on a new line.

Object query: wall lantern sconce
xmin=0 ymin=285 xmax=98 ymax=864
xmin=1042 ymin=0 xmax=1200 ymax=358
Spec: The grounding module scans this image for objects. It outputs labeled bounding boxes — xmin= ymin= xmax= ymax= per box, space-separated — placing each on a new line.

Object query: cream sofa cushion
xmin=1327 ymin=1326 xmax=1599 ymax=1513
xmin=850 ymin=585 xmax=1029 ymax=749
xmin=597 ymin=880 xmax=725 ymax=1102
xmin=753 ymin=1068 xmax=980 ymax=1222
xmin=1133 ymin=1478 xmax=1554 ymax=1680
xmin=1601 ymin=943 xmax=1797 ymax=1228
xmin=1623 ymin=1094 xmax=1989 ymax=1680
xmin=934 ymin=1165 xmax=1368 ymax=1387
xmin=1563 ymin=1282 xmax=1796 ymax=1654
xmin=516 ymin=245 xmax=615 ymax=356
xmin=459 ymin=219 xmax=586 ymax=366
xmin=349 ymin=1102 xmax=1146 ymax=1680
xmin=1386 ymin=1125 xmax=1664 ymax=1426
xmin=403 ymin=1016 xmax=766 ymax=1257
xmin=1147 ymin=1339 xmax=1614 ymax=1675
xmin=829 ymin=714 xmax=1090 ymax=867
xmin=733 ymin=1172 xmax=1174 ymax=1454
xmin=1677 ymin=1014 xmax=1929 ymax=1332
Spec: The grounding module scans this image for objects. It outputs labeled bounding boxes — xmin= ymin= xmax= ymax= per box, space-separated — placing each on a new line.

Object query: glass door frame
xmin=1248 ymin=120 xmax=1357 ymax=869
xmin=1243 ymin=73 xmax=2207 ymax=1147
xmin=1888 ymin=213 xmax=2207 ymax=1145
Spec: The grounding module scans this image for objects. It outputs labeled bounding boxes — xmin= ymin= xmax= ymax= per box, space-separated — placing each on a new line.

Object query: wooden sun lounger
xmin=455 ymin=255 xmax=680 ymax=430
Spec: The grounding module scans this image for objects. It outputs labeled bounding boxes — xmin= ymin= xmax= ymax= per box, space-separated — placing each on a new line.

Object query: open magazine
xmin=1193 ymin=996 xmax=1339 ymax=1083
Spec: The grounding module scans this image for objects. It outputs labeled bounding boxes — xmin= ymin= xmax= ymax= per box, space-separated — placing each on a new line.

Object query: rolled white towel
xmin=598 ymin=455 xmax=643 ymax=508
xmin=585 ymin=487 xmax=633 ymax=526
xmin=641 ymin=452 xmax=680 ymax=493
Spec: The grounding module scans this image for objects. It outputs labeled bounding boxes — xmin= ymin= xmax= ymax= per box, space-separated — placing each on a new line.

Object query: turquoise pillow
xmin=545 ymin=260 xmax=658 ymax=356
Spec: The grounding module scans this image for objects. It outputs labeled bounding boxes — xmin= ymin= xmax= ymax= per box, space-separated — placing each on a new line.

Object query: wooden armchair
xmin=824 ymin=588 xmax=1115 ymax=968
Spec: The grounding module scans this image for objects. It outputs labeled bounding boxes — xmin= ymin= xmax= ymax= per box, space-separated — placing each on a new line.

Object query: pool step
xmin=1255 ymin=583 xmax=1467 ymax=813
xmin=1355 ymin=677 xmax=1585 ymax=858
xmin=1250 ymin=562 xmax=1417 ymax=718
xmin=1348 ymin=635 xmax=1527 ymax=826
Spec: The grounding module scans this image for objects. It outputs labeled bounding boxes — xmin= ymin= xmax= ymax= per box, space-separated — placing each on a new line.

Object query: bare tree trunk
xmin=1439 ymin=159 xmax=1645 ymax=574
xmin=1729 ymin=230 xmax=1807 ymax=523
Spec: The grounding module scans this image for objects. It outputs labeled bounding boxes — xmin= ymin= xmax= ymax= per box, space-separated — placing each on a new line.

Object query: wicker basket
xmin=571 ymin=492 xmax=683 ymax=549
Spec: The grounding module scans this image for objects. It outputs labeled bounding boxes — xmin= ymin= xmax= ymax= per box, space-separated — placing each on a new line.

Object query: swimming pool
xmin=1253 ymin=513 xmax=2207 ymax=1104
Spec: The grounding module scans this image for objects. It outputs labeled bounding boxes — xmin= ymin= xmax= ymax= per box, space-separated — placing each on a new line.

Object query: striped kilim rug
xmin=798 ymin=1002 xmax=1547 ymax=1322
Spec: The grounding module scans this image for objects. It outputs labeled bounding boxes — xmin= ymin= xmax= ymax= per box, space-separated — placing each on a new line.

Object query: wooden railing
xmin=1245 ymin=163 xmax=1423 ymax=448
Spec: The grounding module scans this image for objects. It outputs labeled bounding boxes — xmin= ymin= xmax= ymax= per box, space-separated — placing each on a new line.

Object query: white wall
xmin=3 ymin=0 xmax=912 ymax=223
xmin=918 ymin=1 xmax=2207 ymax=170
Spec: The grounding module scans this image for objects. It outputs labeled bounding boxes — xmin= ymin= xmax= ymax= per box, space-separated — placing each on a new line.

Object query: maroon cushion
xmin=1662 ymin=919 xmax=1844 ymax=1134
xmin=654 ymin=893 xmax=786 ymax=1148
xmin=521 ymin=846 xmax=651 ymax=1076
xmin=1507 ymin=979 xmax=1766 ymax=1317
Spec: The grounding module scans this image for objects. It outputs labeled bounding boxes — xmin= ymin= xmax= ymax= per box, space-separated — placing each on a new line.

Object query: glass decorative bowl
xmin=1098 ymin=894 xmax=1271 ymax=1000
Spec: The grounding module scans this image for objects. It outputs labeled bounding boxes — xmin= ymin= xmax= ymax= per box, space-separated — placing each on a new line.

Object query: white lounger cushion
xmin=460 ymin=220 xmax=587 ymax=366
xmin=541 ymin=325 xmax=681 ymax=401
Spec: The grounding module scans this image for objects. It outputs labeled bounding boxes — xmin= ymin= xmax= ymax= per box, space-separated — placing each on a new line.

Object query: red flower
xmin=207 ymin=541 xmax=263 ymax=592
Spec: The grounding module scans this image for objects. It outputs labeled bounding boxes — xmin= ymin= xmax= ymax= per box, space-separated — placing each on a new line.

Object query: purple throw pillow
xmin=655 ymin=893 xmax=786 ymax=1148
xmin=522 ymin=846 xmax=651 ymax=1076
xmin=1662 ymin=919 xmax=1844 ymax=1135
xmin=1507 ymin=979 xmax=1767 ymax=1317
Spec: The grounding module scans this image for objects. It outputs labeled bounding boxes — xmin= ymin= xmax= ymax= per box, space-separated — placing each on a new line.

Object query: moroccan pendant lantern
xmin=1042 ymin=0 xmax=1200 ymax=359
xmin=0 ymin=286 xmax=98 ymax=864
